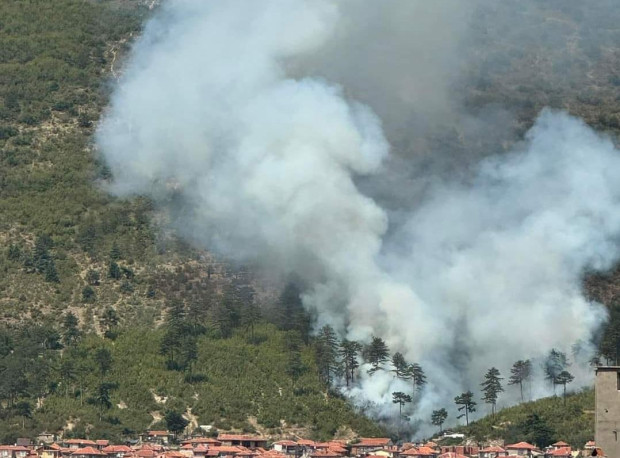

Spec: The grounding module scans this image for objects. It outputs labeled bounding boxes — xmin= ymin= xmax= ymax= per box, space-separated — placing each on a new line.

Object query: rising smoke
xmin=97 ymin=0 xmax=620 ymax=435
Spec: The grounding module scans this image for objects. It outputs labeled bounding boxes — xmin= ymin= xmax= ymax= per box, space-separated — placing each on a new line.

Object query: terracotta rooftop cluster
xmin=0 ymin=436 xmax=600 ymax=458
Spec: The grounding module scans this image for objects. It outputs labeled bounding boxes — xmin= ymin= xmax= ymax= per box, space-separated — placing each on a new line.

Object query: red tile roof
xmin=182 ymin=439 xmax=221 ymax=446
xmin=296 ymin=441 xmax=315 ymax=447
xmin=102 ymin=446 xmax=132 ymax=454
xmin=309 ymin=451 xmax=340 ymax=458
xmin=96 ymin=442 xmax=109 ymax=447
xmin=67 ymin=441 xmax=97 ymax=446
xmin=505 ymin=442 xmax=536 ymax=450
xmin=71 ymin=447 xmax=105 ymax=456
xmin=438 ymin=453 xmax=466 ymax=458
xmin=549 ymin=448 xmax=571 ymax=456
xmin=479 ymin=446 xmax=505 ymax=453
xmin=217 ymin=436 xmax=265 ymax=443
xmin=552 ymin=441 xmax=569 ymax=447
xmin=411 ymin=447 xmax=436 ymax=457
xmin=355 ymin=439 xmax=391 ymax=447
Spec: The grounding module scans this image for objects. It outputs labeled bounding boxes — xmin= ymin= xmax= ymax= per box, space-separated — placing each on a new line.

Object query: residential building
xmin=217 ymin=436 xmax=267 ymax=450
xmin=350 ymin=439 xmax=391 ymax=456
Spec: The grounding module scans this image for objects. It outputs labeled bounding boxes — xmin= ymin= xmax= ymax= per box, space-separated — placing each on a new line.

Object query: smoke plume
xmin=97 ymin=0 xmax=620 ymax=435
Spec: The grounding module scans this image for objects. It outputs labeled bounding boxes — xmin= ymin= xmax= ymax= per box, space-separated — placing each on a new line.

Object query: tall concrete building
xmin=595 ymin=366 xmax=620 ymax=457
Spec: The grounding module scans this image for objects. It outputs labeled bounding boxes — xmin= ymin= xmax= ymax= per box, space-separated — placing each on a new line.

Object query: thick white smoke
xmin=97 ymin=0 xmax=620 ymax=436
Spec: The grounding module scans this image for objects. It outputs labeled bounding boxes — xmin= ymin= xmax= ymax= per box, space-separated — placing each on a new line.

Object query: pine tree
xmin=285 ymin=332 xmax=306 ymax=382
xmin=179 ymin=335 xmax=198 ymax=373
xmin=544 ymin=349 xmax=569 ymax=391
xmin=94 ymin=347 xmax=112 ymax=378
xmin=555 ymin=370 xmax=574 ymax=404
xmin=100 ymin=307 xmax=119 ymax=339
xmin=365 ymin=336 xmax=390 ymax=374
xmin=392 ymin=391 xmax=412 ymax=436
xmin=161 ymin=300 xmax=187 ymax=367
xmin=62 ymin=312 xmax=81 ymax=347
xmin=391 ymin=352 xmax=408 ymax=379
xmin=340 ymin=339 xmax=362 ymax=387
xmin=86 ymin=269 xmax=100 ymax=286
xmin=241 ymin=302 xmax=261 ymax=342
xmin=454 ymin=391 xmax=476 ymax=426
xmin=315 ymin=325 xmax=340 ymax=386
xmin=481 ymin=367 xmax=504 ymax=415
xmin=277 ymin=281 xmax=311 ymax=343
xmin=508 ymin=359 xmax=532 ymax=401
xmin=82 ymin=286 xmax=96 ymax=303
xmin=95 ymin=382 xmax=113 ymax=420
xmin=108 ymin=261 xmax=121 ymax=280
xmin=431 ymin=408 xmax=448 ymax=433
xmin=406 ymin=362 xmax=427 ymax=392
xmin=44 ymin=261 xmax=60 ymax=283
xmin=109 ymin=243 xmax=121 ymax=260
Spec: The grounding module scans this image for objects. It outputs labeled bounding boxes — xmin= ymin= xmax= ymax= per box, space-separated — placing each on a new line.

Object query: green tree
xmin=555 ymin=370 xmax=574 ymax=403
xmin=315 ymin=325 xmax=340 ymax=386
xmin=340 ymin=339 xmax=362 ymax=387
xmin=179 ymin=335 xmax=198 ymax=373
xmin=391 ymin=352 xmax=408 ymax=379
xmin=544 ymin=349 xmax=569 ymax=391
xmin=94 ymin=347 xmax=112 ymax=378
xmin=165 ymin=410 xmax=189 ymax=437
xmin=405 ymin=363 xmax=427 ymax=393
xmin=59 ymin=358 xmax=77 ymax=397
xmin=100 ymin=307 xmax=119 ymax=339
xmin=520 ymin=413 xmax=555 ymax=448
xmin=481 ymin=367 xmax=504 ymax=415
xmin=365 ymin=336 xmax=390 ymax=374
xmin=94 ymin=382 xmax=113 ymax=420
xmin=392 ymin=391 xmax=412 ymax=436
xmin=276 ymin=281 xmax=311 ymax=343
xmin=392 ymin=391 xmax=412 ymax=417
xmin=86 ymin=269 xmax=100 ymax=286
xmin=109 ymin=242 xmax=121 ymax=260
xmin=431 ymin=408 xmax=448 ymax=433
xmin=62 ymin=312 xmax=81 ymax=347
xmin=14 ymin=401 xmax=31 ymax=429
xmin=508 ymin=359 xmax=532 ymax=402
xmin=82 ymin=286 xmax=96 ymax=303
xmin=108 ymin=261 xmax=121 ymax=280
xmin=44 ymin=261 xmax=60 ymax=283
xmin=241 ymin=302 xmax=261 ymax=342
xmin=454 ymin=391 xmax=476 ymax=426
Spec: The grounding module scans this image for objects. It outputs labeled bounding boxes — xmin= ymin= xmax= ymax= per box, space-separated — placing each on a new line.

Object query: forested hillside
xmin=2 ymin=0 xmax=620 ymax=448
xmin=0 ymin=0 xmax=384 ymax=444
xmin=458 ymin=389 xmax=594 ymax=450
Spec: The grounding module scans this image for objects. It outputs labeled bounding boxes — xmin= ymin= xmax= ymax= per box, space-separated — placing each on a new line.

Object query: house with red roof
xmin=217 ymin=436 xmax=267 ymax=450
xmin=478 ymin=446 xmax=507 ymax=458
xmin=351 ymin=438 xmax=392 ymax=456
xmin=0 ymin=446 xmax=31 ymax=458
xmin=70 ymin=447 xmax=105 ymax=458
xmin=64 ymin=441 xmax=97 ymax=451
xmin=181 ymin=439 xmax=221 ymax=448
xmin=504 ymin=443 xmax=538 ymax=456
xmin=102 ymin=445 xmax=133 ymax=457
xmin=140 ymin=431 xmax=174 ymax=446
xmin=544 ymin=447 xmax=570 ymax=458
xmin=438 ymin=453 xmax=467 ymax=458
xmin=272 ymin=441 xmax=297 ymax=455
